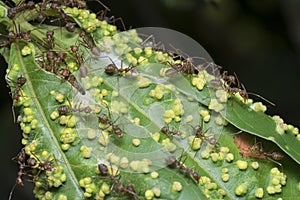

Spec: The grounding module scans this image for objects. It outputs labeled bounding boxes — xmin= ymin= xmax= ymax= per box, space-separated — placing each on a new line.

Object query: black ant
xmin=165 ymin=154 xmax=201 ymax=183
xmin=98 ymin=113 xmax=123 ymax=137
xmin=160 ymin=126 xmax=182 ymax=137
xmin=97 ymin=163 xmax=138 ymax=200
xmin=7 ymin=1 xmax=35 ymax=19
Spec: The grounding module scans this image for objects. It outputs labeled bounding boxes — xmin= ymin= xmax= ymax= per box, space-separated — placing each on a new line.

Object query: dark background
xmin=1 ymin=0 xmax=300 ymax=199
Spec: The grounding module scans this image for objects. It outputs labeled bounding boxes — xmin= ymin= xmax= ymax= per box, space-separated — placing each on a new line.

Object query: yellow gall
xmin=236 ymin=160 xmax=248 ymax=170
xmin=225 ymin=153 xmax=234 ymax=162
xmin=119 ymin=157 xmax=129 ymax=169
xmin=255 ymin=188 xmax=264 ymax=199
xmin=221 ymin=174 xmax=229 ymax=182
xmin=151 ymin=132 xmax=160 ymax=142
xmin=266 ymin=186 xmax=275 ymax=195
xmin=235 ymin=183 xmax=248 ymax=196
xmin=55 ymin=93 xmax=64 ymax=103
xmin=152 ymin=187 xmax=161 ymax=197
xmin=101 ymin=182 xmax=110 ymax=195
xmin=172 ymin=181 xmax=183 ymax=192
xmin=251 ymin=161 xmax=259 ymax=170
xmin=145 ymin=189 xmax=154 ymax=200
xmin=188 ymin=136 xmax=202 ymax=151
xmin=151 ymin=171 xmax=159 ymax=179
xmin=132 ymin=138 xmax=141 ymax=147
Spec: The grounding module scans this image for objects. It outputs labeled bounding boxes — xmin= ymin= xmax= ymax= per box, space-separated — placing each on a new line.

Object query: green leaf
xmin=2 ymin=2 xmax=300 ymax=200
xmin=220 ymin=100 xmax=300 ymax=165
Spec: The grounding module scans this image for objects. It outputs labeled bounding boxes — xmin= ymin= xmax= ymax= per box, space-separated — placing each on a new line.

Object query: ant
xmin=165 ymin=154 xmax=201 ymax=183
xmin=50 ymin=2 xmax=77 ymax=32
xmin=235 ymin=134 xmax=284 ymax=167
xmin=249 ymin=142 xmax=284 ymax=165
xmin=8 ymin=76 xmax=27 ymax=102
xmin=7 ymin=1 xmax=35 ymax=19
xmin=222 ymin=71 xmax=275 ymax=106
xmin=97 ymin=163 xmax=138 ymax=200
xmin=78 ymin=31 xmax=101 ymax=57
xmin=44 ymin=30 xmax=55 ymax=50
xmin=9 ymin=149 xmax=28 ymax=200
xmin=104 ymin=57 xmax=138 ymax=76
xmin=96 ymin=3 xmax=127 ymax=31
xmin=190 ymin=120 xmax=218 ymax=150
xmin=98 ymin=113 xmax=123 ymax=137
xmin=57 ymin=99 xmax=94 ymax=116
xmin=161 ymin=126 xmax=182 ymax=137
xmin=70 ymin=45 xmax=88 ymax=78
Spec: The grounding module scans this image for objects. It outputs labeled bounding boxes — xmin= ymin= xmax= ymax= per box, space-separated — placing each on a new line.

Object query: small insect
xmin=223 ymin=72 xmax=275 ymax=106
xmin=58 ymin=100 xmax=94 ymax=116
xmin=51 ymin=3 xmax=77 ymax=32
xmin=9 ymin=148 xmax=33 ymax=200
xmin=96 ymin=4 xmax=127 ymax=31
xmin=56 ymin=66 xmax=86 ymax=95
xmin=7 ymin=1 xmax=35 ymax=19
xmin=79 ymin=31 xmax=101 ymax=57
xmin=44 ymin=30 xmax=55 ymax=50
xmin=97 ymin=163 xmax=138 ymax=200
xmin=10 ymin=76 xmax=27 ymax=101
xmin=98 ymin=114 xmax=123 ymax=137
xmin=235 ymin=133 xmax=284 ymax=166
xmin=165 ymin=153 xmax=201 ymax=183
xmin=191 ymin=121 xmax=218 ymax=149
xmin=104 ymin=57 xmax=138 ymax=76
xmin=161 ymin=126 xmax=182 ymax=137
xmin=70 ymin=45 xmax=88 ymax=78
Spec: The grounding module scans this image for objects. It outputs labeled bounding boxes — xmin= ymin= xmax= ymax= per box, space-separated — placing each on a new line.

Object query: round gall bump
xmin=152 ymin=187 xmax=161 ymax=197
xmin=172 ymin=181 xmax=183 ymax=192
xmin=225 ymin=153 xmax=234 ymax=162
xmin=255 ymin=188 xmax=264 ymax=199
xmin=236 ymin=160 xmax=248 ymax=170
xmin=251 ymin=161 xmax=259 ymax=170
xmin=145 ymin=189 xmax=154 ymax=200
xmin=132 ymin=138 xmax=141 ymax=147
xmin=151 ymin=171 xmax=159 ymax=179
xmin=235 ymin=183 xmax=248 ymax=196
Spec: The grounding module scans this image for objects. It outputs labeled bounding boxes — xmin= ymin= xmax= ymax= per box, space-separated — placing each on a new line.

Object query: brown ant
xmin=104 ymin=57 xmax=138 ymax=76
xmin=8 ymin=76 xmax=27 ymax=102
xmin=235 ymin=134 xmax=284 ymax=167
xmin=96 ymin=3 xmax=127 ymax=31
xmin=70 ymin=45 xmax=88 ymax=78
xmin=57 ymin=99 xmax=94 ymax=116
xmin=50 ymin=2 xmax=77 ymax=32
xmin=248 ymin=142 xmax=284 ymax=165
xmin=160 ymin=126 xmax=182 ymax=137
xmin=97 ymin=163 xmax=138 ymax=200
xmin=98 ymin=113 xmax=123 ymax=137
xmin=7 ymin=1 xmax=35 ymax=19
xmin=78 ymin=31 xmax=101 ymax=57
xmin=165 ymin=154 xmax=201 ymax=183
xmin=222 ymin=71 xmax=275 ymax=106
xmin=190 ymin=120 xmax=218 ymax=150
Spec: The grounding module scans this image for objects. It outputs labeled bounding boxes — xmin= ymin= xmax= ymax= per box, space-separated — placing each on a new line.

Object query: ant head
xmin=98 ymin=163 xmax=109 ymax=175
